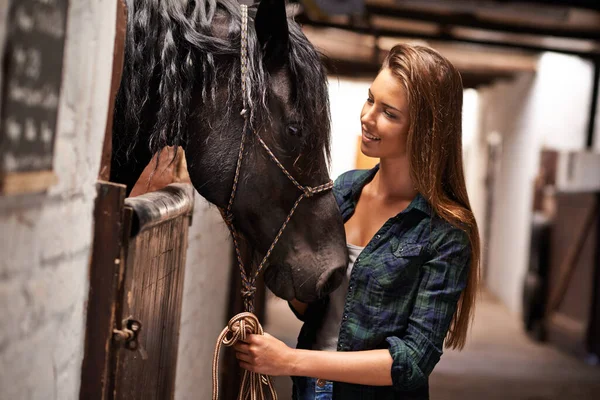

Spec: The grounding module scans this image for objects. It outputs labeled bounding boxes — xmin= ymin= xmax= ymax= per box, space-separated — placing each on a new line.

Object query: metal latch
xmin=113 ymin=318 xmax=142 ymax=351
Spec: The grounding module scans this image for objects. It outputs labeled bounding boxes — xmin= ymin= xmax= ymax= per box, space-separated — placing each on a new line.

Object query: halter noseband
xmin=219 ymin=4 xmax=333 ymax=313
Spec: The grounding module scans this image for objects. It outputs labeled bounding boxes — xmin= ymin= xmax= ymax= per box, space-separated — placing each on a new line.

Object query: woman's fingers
xmin=234 ymin=341 xmax=254 ymax=365
xmin=238 ymin=361 xmax=254 ymax=372
xmin=235 ymin=351 xmax=252 ymax=362
xmin=233 ymin=342 xmax=250 ymax=354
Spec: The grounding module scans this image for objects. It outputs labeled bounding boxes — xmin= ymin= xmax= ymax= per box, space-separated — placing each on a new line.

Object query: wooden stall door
xmin=110 ymin=184 xmax=194 ymax=400
xmin=544 ymin=192 xmax=598 ymax=358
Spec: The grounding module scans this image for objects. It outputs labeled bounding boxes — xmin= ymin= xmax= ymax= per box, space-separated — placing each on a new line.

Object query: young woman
xmin=233 ymin=44 xmax=481 ymax=400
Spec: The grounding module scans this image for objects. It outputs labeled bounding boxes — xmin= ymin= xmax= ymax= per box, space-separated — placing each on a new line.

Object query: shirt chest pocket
xmin=369 ymin=241 xmax=425 ymax=293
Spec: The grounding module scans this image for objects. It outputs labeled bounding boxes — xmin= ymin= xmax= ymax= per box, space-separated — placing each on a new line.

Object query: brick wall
xmin=0 ymin=1 xmax=234 ymax=398
xmin=0 ymin=0 xmax=117 ymax=398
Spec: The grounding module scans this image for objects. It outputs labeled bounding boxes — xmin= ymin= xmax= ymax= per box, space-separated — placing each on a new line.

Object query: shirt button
xmin=343 ymin=314 xmax=348 ymax=321
xmin=356 ymin=257 xmax=360 ymax=263
xmin=348 ymin=285 xmax=353 ymax=291
xmin=376 ymin=234 xmax=381 ymax=239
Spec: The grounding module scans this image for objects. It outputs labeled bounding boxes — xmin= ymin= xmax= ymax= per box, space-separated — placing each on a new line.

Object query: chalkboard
xmin=0 ymin=0 xmax=69 ymax=194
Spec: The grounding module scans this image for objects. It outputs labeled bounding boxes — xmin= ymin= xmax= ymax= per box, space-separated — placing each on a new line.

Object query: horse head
xmin=112 ymin=0 xmax=348 ymax=302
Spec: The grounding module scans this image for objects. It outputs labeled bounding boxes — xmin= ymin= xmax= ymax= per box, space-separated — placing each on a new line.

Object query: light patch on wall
xmin=328 ymin=77 xmax=372 ymax=180
xmin=533 ymin=52 xmax=593 ymax=151
xmin=462 ymin=88 xmax=479 ymax=148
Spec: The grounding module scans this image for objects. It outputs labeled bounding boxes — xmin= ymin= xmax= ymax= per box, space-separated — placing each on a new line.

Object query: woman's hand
xmin=233 ymin=333 xmax=295 ymax=376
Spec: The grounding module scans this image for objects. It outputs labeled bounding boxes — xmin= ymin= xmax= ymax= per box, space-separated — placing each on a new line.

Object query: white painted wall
xmin=175 ymin=198 xmax=232 ymax=400
xmin=462 ymin=89 xmax=484 ymax=229
xmin=328 ymin=77 xmax=371 ymax=179
xmin=477 ymin=53 xmax=596 ymax=314
xmin=0 ymin=0 xmax=117 ymax=399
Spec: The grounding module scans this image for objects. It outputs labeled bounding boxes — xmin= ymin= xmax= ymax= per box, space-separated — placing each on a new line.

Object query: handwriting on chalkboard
xmin=16 ymin=1 xmax=66 ymax=40
xmin=0 ymin=0 xmax=69 ymax=177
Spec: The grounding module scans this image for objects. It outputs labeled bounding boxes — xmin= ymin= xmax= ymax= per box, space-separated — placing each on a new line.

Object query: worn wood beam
xmin=499 ymin=0 xmax=600 ymax=12
xmin=297 ymin=15 xmax=600 ymax=58
xmin=80 ymin=181 xmax=127 ymax=400
xmin=366 ymin=4 xmax=600 ymax=40
xmin=322 ymin=57 xmax=511 ymax=88
xmin=98 ymin=0 xmax=127 ymax=181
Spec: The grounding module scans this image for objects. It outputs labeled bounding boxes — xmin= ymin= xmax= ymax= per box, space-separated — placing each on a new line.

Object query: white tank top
xmin=313 ymin=243 xmax=364 ymax=351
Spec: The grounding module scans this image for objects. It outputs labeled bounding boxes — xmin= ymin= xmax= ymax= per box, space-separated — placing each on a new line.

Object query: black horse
xmin=110 ymin=0 xmax=348 ymax=302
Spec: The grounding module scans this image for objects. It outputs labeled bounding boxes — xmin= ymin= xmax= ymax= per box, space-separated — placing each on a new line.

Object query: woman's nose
xmin=361 ymin=107 xmax=375 ymax=126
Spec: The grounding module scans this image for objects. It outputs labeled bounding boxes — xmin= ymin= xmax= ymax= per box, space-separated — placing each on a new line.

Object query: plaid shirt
xmin=292 ymin=165 xmax=471 ymax=400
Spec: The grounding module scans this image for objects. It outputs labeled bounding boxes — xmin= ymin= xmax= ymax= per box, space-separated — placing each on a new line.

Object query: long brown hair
xmin=383 ymin=44 xmax=480 ymax=350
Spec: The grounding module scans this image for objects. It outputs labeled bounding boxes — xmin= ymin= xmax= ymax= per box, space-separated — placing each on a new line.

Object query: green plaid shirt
xmin=293 ymin=165 xmax=471 ymax=399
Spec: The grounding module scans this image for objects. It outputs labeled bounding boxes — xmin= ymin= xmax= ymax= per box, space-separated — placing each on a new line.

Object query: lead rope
xmin=212 ymin=5 xmax=277 ymax=400
xmin=212 ymin=4 xmax=333 ymax=400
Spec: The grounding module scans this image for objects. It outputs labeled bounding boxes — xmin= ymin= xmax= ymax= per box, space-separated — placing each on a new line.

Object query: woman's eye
xmin=367 ymin=97 xmax=374 ymax=104
xmin=287 ymin=125 xmax=301 ymax=137
xmin=385 ymin=111 xmax=397 ymax=119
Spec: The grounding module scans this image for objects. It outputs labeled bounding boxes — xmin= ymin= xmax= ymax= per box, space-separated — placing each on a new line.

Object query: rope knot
xmin=213 ymin=311 xmax=278 ymax=399
xmin=241 ymin=287 xmax=256 ymax=299
xmin=304 ymin=186 xmax=316 ymax=197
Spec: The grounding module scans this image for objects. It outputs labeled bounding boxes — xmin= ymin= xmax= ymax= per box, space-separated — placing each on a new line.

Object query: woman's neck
xmin=371 ymin=156 xmax=417 ymax=202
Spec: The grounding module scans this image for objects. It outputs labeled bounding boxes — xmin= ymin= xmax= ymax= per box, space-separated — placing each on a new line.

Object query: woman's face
xmin=360 ymin=68 xmax=410 ymax=159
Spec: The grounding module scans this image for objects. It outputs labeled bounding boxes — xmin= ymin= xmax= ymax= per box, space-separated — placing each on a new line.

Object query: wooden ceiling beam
xmin=365 ymin=4 xmax=600 ymax=40
xmin=498 ymin=0 xmax=600 ymax=12
xmin=322 ymin=58 xmax=510 ymax=88
xmin=296 ymin=15 xmax=600 ymax=58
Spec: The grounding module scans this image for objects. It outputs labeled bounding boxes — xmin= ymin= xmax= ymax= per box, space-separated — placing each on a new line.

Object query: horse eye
xmin=287 ymin=125 xmax=301 ymax=137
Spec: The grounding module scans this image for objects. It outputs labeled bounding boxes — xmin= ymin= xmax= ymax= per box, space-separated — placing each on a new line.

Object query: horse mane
xmin=116 ymin=0 xmax=331 ymax=168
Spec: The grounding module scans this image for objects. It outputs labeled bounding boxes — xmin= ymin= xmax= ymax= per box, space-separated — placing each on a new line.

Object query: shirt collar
xmin=345 ymin=164 xmax=432 ymax=217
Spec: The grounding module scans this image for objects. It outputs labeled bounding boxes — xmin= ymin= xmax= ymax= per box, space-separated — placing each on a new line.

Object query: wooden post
xmin=79 ymin=181 xmax=127 ymax=400
xmin=98 ymin=0 xmax=127 ymax=181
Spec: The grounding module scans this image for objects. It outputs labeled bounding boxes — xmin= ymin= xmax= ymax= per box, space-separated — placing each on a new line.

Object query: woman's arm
xmin=234 ymin=333 xmax=393 ymax=386
xmin=384 ymin=228 xmax=471 ymax=390
xmin=236 ymin=229 xmax=470 ymax=389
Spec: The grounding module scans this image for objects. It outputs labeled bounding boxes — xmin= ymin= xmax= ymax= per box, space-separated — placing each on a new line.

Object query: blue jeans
xmin=292 ymin=377 xmax=333 ymax=400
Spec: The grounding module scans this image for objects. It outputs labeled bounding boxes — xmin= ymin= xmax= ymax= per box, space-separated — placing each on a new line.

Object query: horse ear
xmin=254 ymin=0 xmax=289 ymax=70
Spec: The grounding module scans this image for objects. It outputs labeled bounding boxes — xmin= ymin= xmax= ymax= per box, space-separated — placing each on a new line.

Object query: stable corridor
xmin=265 ymin=289 xmax=600 ymax=400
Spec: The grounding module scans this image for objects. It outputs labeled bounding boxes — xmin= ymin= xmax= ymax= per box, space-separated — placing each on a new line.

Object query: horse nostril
xmin=317 ymin=264 xmax=346 ymax=297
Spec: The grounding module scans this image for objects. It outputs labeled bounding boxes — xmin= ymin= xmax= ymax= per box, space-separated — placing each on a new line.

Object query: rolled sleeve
xmin=386 ymin=228 xmax=471 ymax=391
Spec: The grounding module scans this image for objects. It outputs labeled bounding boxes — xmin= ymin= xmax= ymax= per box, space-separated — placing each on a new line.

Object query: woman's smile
xmin=362 ymin=127 xmax=381 ymax=143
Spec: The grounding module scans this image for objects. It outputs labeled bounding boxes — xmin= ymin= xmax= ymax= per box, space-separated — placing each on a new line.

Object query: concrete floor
xmin=264 ymin=289 xmax=600 ymax=400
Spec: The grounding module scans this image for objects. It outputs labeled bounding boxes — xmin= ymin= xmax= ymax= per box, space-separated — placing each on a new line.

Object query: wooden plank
xmin=113 ymin=183 xmax=194 ymax=400
xmin=80 ymin=181 xmax=127 ymax=400
xmin=114 ymin=216 xmax=189 ymax=399
xmin=587 ymin=193 xmax=600 ymax=359
xmin=296 ymin=15 xmax=600 ymax=58
xmin=98 ymin=0 xmax=127 ymax=181
xmin=546 ymin=200 xmax=599 ymax=314
xmin=365 ymin=3 xmax=600 ymax=40
xmin=0 ymin=169 xmax=57 ymax=194
xmin=545 ymin=192 xmax=598 ymax=357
